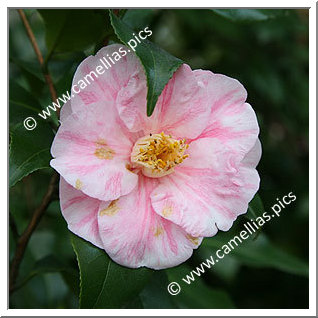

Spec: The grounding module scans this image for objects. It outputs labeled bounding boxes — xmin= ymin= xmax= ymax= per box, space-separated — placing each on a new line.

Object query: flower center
xmin=131 ymin=132 xmax=189 ymax=178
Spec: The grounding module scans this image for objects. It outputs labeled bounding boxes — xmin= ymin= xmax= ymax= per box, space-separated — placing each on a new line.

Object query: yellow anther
xmin=131 ymin=132 xmax=189 ymax=178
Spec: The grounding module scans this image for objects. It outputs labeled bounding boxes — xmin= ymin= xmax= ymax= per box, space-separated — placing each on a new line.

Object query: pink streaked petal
xmin=214 ymin=166 xmax=260 ymax=231
xmin=51 ymin=100 xmax=138 ymax=201
xmin=193 ymin=70 xmax=259 ymax=158
xmin=116 ymin=64 xmax=211 ymax=139
xmin=154 ymin=64 xmax=211 ymax=139
xmin=151 ymin=173 xmax=220 ymax=237
xmin=71 ymin=44 xmax=145 ymax=114
xmin=60 ymin=177 xmax=103 ymax=248
xmin=242 ymin=138 xmax=262 ymax=169
xmin=193 ymin=70 xmax=247 ymax=113
xmin=60 ymin=99 xmax=73 ymax=122
xmin=151 ymin=137 xmax=260 ymax=237
xmin=97 ymin=176 xmax=202 ymax=270
xmin=116 ymin=67 xmax=148 ymax=133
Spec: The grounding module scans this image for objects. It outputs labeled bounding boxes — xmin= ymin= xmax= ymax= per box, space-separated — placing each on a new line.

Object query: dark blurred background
xmin=9 ymin=9 xmax=309 ymax=309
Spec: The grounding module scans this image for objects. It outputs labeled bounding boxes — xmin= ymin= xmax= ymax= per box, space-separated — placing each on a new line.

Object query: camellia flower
xmin=50 ymin=44 xmax=261 ymax=269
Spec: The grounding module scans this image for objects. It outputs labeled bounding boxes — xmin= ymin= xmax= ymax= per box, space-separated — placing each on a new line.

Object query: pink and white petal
xmin=71 ymin=44 xmax=146 ymax=114
xmin=60 ymin=177 xmax=103 ymax=248
xmin=116 ymin=64 xmax=211 ymax=139
xmin=241 ymin=138 xmax=262 ymax=169
xmin=193 ymin=70 xmax=247 ymax=112
xmin=151 ymin=168 xmax=259 ymax=237
xmin=193 ymin=70 xmax=259 ymax=158
xmin=60 ymin=99 xmax=73 ymax=122
xmin=151 ymin=137 xmax=260 ymax=237
xmin=179 ymin=137 xmax=230 ymax=171
xmin=214 ymin=166 xmax=260 ymax=231
xmin=97 ymin=176 xmax=202 ymax=270
xmin=51 ymin=100 xmax=138 ymax=201
xmin=150 ymin=172 xmax=220 ymax=237
xmin=115 ymin=67 xmax=149 ymax=133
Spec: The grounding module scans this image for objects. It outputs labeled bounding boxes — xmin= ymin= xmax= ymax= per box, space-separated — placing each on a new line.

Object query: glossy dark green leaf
xmin=9 ymin=81 xmax=43 ymax=129
xmin=10 ymin=242 xmax=50 ymax=308
xmin=9 ymin=122 xmax=54 ymax=187
xmin=166 ymin=264 xmax=235 ymax=309
xmin=9 ymin=82 xmax=54 ymax=187
xmin=123 ymin=9 xmax=158 ymax=30
xmin=71 ymin=234 xmax=153 ymax=309
xmin=10 ymin=58 xmax=44 ymax=82
xmin=38 ymin=9 xmax=110 ymax=54
xmin=122 ymin=296 xmax=144 ymax=309
xmin=110 ymin=10 xmax=183 ymax=116
xmin=211 ymin=9 xmax=288 ymax=23
xmin=139 ymin=271 xmax=177 ymax=309
xmin=10 ymin=58 xmax=45 ymax=100
xmin=202 ymin=232 xmax=308 ymax=277
xmin=14 ymin=255 xmax=78 ymax=292
xmin=246 ymin=193 xmax=265 ymax=219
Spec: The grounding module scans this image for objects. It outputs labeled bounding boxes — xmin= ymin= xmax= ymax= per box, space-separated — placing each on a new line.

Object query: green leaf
xmin=166 ymin=264 xmax=235 ymax=309
xmin=246 ymin=193 xmax=265 ymax=219
xmin=10 ymin=57 xmax=44 ymax=82
xmin=9 ymin=82 xmax=54 ymax=187
xmin=123 ymin=9 xmax=158 ymax=31
xmin=211 ymin=9 xmax=288 ymax=23
xmin=202 ymin=233 xmax=308 ymax=277
xmin=109 ymin=10 xmax=183 ymax=116
xmin=14 ymin=255 xmax=78 ymax=292
xmin=10 ymin=59 xmax=45 ymax=100
xmin=122 ymin=296 xmax=144 ymax=309
xmin=9 ymin=123 xmax=54 ymax=187
xmin=38 ymin=9 xmax=110 ymax=54
xmin=9 ymin=81 xmax=43 ymax=129
xmin=71 ymin=234 xmax=153 ymax=309
xmin=139 ymin=271 xmax=177 ymax=309
xmin=245 ymin=194 xmax=264 ymax=240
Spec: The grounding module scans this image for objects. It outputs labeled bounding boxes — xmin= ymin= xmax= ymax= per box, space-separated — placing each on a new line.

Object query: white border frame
xmin=3 ymin=1 xmax=316 ymax=316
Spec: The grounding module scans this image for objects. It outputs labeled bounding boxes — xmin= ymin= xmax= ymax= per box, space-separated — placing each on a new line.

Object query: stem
xmin=9 ymin=173 xmax=59 ymax=294
xmin=9 ymin=212 xmax=19 ymax=242
xmin=10 ymin=10 xmax=62 ymax=295
xmin=17 ymin=9 xmax=59 ymax=115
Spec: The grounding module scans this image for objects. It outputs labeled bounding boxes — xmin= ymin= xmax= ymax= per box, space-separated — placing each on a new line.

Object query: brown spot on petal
xmin=162 ymin=206 xmax=173 ymax=217
xmin=186 ymin=234 xmax=199 ymax=245
xmin=75 ymin=179 xmax=83 ymax=190
xmin=99 ymin=200 xmax=119 ymax=216
xmin=95 ymin=147 xmax=114 ymax=160
xmin=94 ymin=139 xmax=114 ymax=160
xmin=126 ymin=163 xmax=133 ymax=172
xmin=95 ymin=138 xmax=108 ymax=147
xmin=153 ymin=225 xmax=164 ymax=237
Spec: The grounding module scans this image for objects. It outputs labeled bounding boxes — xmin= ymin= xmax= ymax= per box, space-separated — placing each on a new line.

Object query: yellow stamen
xmin=131 ymin=132 xmax=189 ymax=178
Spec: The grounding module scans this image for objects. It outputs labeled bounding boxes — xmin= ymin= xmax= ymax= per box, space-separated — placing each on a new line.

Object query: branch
xmin=9 ymin=212 xmax=19 ymax=242
xmin=10 ymin=10 xmax=61 ymax=295
xmin=9 ymin=173 xmax=59 ymax=294
xmin=17 ymin=9 xmax=59 ymax=115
